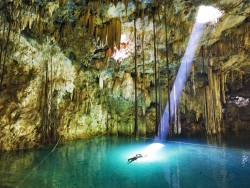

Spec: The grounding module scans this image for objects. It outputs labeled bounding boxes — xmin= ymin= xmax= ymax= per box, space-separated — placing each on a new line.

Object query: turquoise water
xmin=0 ymin=136 xmax=250 ymax=188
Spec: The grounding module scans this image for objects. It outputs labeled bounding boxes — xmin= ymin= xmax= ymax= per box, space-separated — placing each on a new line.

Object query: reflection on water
xmin=169 ymin=131 xmax=250 ymax=149
xmin=0 ymin=135 xmax=249 ymax=188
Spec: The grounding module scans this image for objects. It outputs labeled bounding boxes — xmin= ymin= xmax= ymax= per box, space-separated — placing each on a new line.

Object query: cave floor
xmin=0 ymin=134 xmax=249 ymax=188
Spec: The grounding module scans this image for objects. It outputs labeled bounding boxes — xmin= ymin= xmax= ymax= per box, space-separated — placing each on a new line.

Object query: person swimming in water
xmin=127 ymin=154 xmax=147 ymax=163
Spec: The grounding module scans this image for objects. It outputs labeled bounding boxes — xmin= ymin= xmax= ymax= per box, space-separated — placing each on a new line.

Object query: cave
xmin=0 ymin=0 xmax=250 ymax=187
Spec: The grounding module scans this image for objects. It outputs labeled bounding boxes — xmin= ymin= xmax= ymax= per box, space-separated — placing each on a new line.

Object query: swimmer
xmin=127 ymin=154 xmax=147 ymax=163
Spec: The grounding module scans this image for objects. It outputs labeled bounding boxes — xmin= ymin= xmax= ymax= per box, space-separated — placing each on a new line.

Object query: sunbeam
xmin=159 ymin=6 xmax=223 ymax=139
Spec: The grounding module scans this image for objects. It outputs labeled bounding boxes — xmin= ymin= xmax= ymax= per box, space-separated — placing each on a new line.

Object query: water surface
xmin=0 ymin=135 xmax=249 ymax=188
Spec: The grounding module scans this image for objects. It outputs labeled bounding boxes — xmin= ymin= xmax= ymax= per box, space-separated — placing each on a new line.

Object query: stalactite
xmin=206 ymin=62 xmax=224 ymax=134
xmin=213 ymin=74 xmax=222 ymax=132
xmin=239 ymin=71 xmax=243 ymax=88
xmin=230 ymin=33 xmax=233 ymax=55
xmin=88 ymin=1 xmax=101 ymax=15
xmin=95 ymin=26 xmax=100 ymax=43
xmin=245 ymin=24 xmax=249 ymax=49
xmin=50 ymin=53 xmax=54 ymax=142
xmin=36 ymin=3 xmax=43 ymax=22
xmin=59 ymin=23 xmax=65 ymax=46
xmin=89 ymin=15 xmax=96 ymax=36
xmin=173 ymin=84 xmax=177 ymax=134
xmin=174 ymin=102 xmax=181 ymax=134
xmin=202 ymin=46 xmax=208 ymax=129
xmin=100 ymin=24 xmax=107 ymax=46
xmin=211 ymin=75 xmax=217 ymax=133
xmin=41 ymin=60 xmax=49 ymax=145
xmin=0 ymin=15 xmax=6 ymax=78
xmin=206 ymin=86 xmax=215 ymax=134
xmin=82 ymin=10 xmax=90 ymax=26
xmin=12 ymin=15 xmax=19 ymax=53
xmin=28 ymin=15 xmax=33 ymax=29
xmin=153 ymin=8 xmax=158 ymax=136
xmin=158 ymin=58 xmax=163 ymax=134
xmin=107 ymin=20 xmax=114 ymax=51
xmin=81 ymin=1 xmax=122 ymax=52
xmin=49 ymin=51 xmax=59 ymax=143
xmin=124 ymin=0 xmax=128 ymax=15
xmin=231 ymin=69 xmax=234 ymax=83
xmin=100 ymin=18 xmax=122 ymax=52
xmin=164 ymin=0 xmax=171 ymax=134
xmin=156 ymin=4 xmax=162 ymax=135
xmin=134 ymin=17 xmax=138 ymax=137
xmin=105 ymin=48 xmax=112 ymax=67
xmin=59 ymin=0 xmax=66 ymax=8
xmin=0 ymin=20 xmax=11 ymax=91
xmin=115 ymin=18 xmax=121 ymax=50
xmin=141 ymin=8 xmax=147 ymax=119
xmin=191 ymin=63 xmax=195 ymax=95
xmin=221 ymin=70 xmax=226 ymax=104
xmin=39 ymin=46 xmax=58 ymax=144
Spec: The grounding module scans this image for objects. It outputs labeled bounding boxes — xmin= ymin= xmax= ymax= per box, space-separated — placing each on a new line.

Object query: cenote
xmin=1 ymin=134 xmax=250 ymax=188
xmin=1 ymin=1 xmax=250 ymax=188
